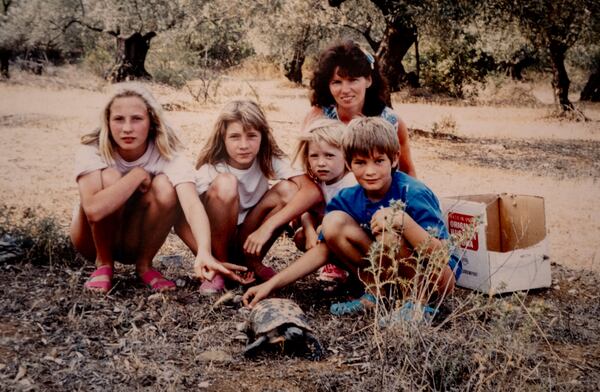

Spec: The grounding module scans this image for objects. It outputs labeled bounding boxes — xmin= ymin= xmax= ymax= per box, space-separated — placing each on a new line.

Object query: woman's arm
xmin=242 ymin=243 xmax=329 ymax=308
xmin=396 ymin=118 xmax=417 ymax=178
xmin=78 ymin=167 xmax=150 ymax=223
xmin=175 ymin=182 xmax=252 ymax=283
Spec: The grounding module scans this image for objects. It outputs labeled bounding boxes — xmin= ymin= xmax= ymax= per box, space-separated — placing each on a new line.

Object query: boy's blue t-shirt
xmin=325 ymin=171 xmax=462 ymax=279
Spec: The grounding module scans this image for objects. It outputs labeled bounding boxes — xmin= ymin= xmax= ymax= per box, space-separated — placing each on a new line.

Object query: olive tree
xmin=488 ymin=0 xmax=595 ymax=113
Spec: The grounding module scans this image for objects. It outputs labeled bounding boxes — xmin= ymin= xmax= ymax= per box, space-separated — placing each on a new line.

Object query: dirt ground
xmin=0 ymin=67 xmax=599 ymax=390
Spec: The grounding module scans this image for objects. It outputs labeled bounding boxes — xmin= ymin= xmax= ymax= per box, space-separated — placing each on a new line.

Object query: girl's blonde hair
xmin=81 ymin=82 xmax=182 ymax=163
xmin=293 ymin=118 xmax=347 ymax=178
xmin=196 ymin=100 xmax=284 ymax=177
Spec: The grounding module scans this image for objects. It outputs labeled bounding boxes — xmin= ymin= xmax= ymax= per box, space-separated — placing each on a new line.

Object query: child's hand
xmin=243 ymin=225 xmax=274 ymax=256
xmin=194 ymin=253 xmax=255 ymax=284
xmin=371 ymin=207 xmax=399 ymax=235
xmin=134 ymin=167 xmax=152 ymax=193
xmin=242 ymin=281 xmax=273 ymax=308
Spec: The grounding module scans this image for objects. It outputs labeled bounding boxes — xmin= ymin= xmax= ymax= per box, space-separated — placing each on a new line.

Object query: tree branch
xmin=62 ymin=18 xmax=118 ymax=36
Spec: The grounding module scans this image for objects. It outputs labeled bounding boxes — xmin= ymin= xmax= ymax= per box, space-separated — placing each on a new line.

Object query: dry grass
xmin=1 ymin=66 xmax=599 ymax=390
xmin=0 ymin=210 xmax=598 ymax=391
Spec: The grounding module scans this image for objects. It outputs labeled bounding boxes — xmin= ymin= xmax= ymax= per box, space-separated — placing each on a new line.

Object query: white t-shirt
xmin=320 ymin=172 xmax=357 ymax=203
xmin=74 ymin=141 xmax=195 ymax=187
xmin=195 ymin=157 xmax=303 ymax=224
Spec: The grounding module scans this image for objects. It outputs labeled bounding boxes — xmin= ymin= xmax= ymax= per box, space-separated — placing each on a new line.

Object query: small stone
xmin=198 ymin=381 xmax=211 ymax=389
xmin=148 ymin=293 xmax=163 ymax=302
xmin=568 ymin=289 xmax=578 ymax=295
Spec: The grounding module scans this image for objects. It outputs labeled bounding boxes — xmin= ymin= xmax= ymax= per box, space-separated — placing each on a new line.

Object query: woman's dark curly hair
xmin=309 ymin=40 xmax=390 ymax=116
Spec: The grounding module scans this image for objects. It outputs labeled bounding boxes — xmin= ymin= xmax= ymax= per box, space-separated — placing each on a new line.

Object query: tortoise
xmin=243 ymin=298 xmax=324 ymax=360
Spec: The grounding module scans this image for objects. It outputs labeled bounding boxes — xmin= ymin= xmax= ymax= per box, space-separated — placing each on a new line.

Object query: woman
xmin=302 ymin=40 xmax=416 ymax=177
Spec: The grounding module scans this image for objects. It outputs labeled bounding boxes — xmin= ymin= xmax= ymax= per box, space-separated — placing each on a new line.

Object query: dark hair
xmin=309 ymin=40 xmax=389 ymax=116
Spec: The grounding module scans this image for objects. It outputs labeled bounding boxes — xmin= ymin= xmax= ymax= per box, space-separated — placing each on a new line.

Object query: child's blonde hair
xmin=293 ymin=118 xmax=347 ymax=178
xmin=81 ymin=82 xmax=182 ymax=163
xmin=196 ymin=100 xmax=284 ymax=177
xmin=343 ymin=117 xmax=399 ymax=167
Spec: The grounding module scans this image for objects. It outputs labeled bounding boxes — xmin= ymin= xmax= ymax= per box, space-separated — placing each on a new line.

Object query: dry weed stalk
xmin=350 ymin=201 xmax=584 ymax=390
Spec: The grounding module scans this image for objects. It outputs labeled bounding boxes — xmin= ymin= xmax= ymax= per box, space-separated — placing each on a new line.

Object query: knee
xmin=273 ymin=179 xmax=299 ymax=203
xmin=436 ymin=265 xmax=456 ymax=296
xmin=206 ymin=173 xmax=239 ymax=205
xmin=321 ymin=211 xmax=349 ymax=243
xmin=146 ymin=175 xmax=177 ymax=210
xmin=101 ymin=167 xmax=122 ymax=188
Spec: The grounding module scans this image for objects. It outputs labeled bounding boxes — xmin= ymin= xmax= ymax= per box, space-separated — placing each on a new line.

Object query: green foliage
xmin=420 ymin=33 xmax=493 ymax=98
xmin=0 ymin=206 xmax=78 ymax=267
xmin=81 ymin=36 xmax=113 ymax=77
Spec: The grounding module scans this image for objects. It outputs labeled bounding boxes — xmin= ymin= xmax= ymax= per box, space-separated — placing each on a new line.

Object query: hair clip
xmin=359 ymin=47 xmax=375 ymax=70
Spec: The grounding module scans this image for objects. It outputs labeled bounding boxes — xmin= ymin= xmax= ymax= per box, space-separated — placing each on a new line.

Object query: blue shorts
xmin=449 ymin=255 xmax=462 ymax=280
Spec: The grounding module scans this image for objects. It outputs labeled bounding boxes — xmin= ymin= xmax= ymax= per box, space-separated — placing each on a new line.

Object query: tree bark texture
xmin=284 ymin=26 xmax=310 ymax=84
xmin=580 ymin=68 xmax=600 ymax=102
xmin=376 ymin=22 xmax=416 ymax=92
xmin=548 ymin=41 xmax=573 ymax=111
xmin=106 ymin=32 xmax=156 ymax=83
xmin=0 ymin=49 xmax=9 ymax=79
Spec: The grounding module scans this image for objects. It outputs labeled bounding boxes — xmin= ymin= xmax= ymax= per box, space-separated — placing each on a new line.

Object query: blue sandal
xmin=378 ymin=301 xmax=438 ymax=327
xmin=330 ymin=293 xmax=377 ymax=316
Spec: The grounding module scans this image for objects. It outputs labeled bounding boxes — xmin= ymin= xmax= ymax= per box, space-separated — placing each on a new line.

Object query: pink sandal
xmin=84 ymin=265 xmax=113 ymax=294
xmin=139 ymin=269 xmax=176 ymax=292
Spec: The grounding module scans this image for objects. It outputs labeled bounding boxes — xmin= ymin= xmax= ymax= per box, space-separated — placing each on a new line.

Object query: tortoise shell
xmin=248 ymin=298 xmax=313 ymax=336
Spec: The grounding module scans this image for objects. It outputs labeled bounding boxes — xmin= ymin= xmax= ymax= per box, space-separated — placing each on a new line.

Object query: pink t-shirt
xmin=74 ymin=141 xmax=195 ymax=186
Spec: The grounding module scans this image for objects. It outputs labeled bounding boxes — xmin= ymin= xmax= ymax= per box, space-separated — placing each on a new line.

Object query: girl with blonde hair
xmin=71 ymin=82 xmax=247 ymax=294
xmin=293 ymin=118 xmax=356 ymax=282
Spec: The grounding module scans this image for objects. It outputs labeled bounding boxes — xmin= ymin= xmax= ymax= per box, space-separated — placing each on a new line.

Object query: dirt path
xmin=1 ymin=70 xmax=599 ymax=272
xmin=1 ymin=68 xmax=600 ymax=391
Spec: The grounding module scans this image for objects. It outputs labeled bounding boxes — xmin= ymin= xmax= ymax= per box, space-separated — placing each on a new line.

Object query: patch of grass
xmin=350 ymin=200 xmax=591 ymax=391
xmin=431 ymin=114 xmax=458 ymax=136
xmin=0 ymin=205 xmax=78 ymax=266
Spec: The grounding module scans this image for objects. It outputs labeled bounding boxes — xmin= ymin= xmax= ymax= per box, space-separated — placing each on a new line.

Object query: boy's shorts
xmin=449 ymin=255 xmax=462 ymax=280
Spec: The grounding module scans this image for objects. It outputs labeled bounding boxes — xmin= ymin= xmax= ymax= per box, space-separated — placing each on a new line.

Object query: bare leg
xmin=323 ymin=211 xmax=455 ymax=299
xmin=70 ymin=168 xmax=124 ymax=290
xmin=120 ymin=174 xmax=178 ymax=276
xmin=239 ymin=179 xmax=299 ymax=279
xmin=321 ymin=211 xmax=373 ymax=278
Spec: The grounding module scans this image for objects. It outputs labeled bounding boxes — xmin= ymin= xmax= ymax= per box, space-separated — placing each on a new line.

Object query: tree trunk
xmin=0 ymin=49 xmax=9 ymax=79
xmin=548 ymin=41 xmax=573 ymax=111
xmin=580 ymin=68 xmax=600 ymax=102
xmin=106 ymin=32 xmax=156 ymax=83
xmin=376 ymin=22 xmax=417 ymax=92
xmin=283 ymin=26 xmax=310 ymax=84
xmin=329 ymin=0 xmax=417 ymax=92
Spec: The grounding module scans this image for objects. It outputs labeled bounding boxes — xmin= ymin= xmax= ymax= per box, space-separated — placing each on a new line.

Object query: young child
xmin=176 ymin=100 xmax=321 ymax=295
xmin=292 ymin=118 xmax=356 ymax=282
xmin=70 ymin=82 xmax=247 ymax=294
xmin=243 ymin=117 xmax=461 ymax=319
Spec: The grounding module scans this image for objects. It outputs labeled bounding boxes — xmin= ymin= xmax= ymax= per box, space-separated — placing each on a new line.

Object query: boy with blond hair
xmin=243 ymin=117 xmax=460 ymax=319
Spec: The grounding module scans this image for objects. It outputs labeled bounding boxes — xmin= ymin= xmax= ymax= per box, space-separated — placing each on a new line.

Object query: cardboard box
xmin=441 ymin=194 xmax=551 ymax=294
